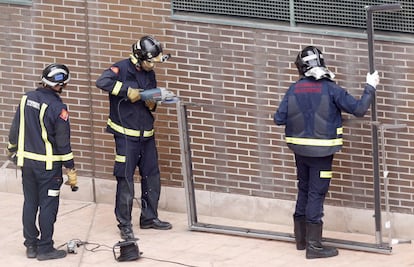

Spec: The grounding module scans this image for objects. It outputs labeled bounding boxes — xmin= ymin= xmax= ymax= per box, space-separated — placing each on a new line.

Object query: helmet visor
xmin=48 ymin=68 xmax=70 ymax=84
xmin=302 ymin=54 xmax=323 ymax=68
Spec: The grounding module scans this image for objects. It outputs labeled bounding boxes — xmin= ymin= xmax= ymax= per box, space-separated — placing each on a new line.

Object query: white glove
xmin=366 ymin=71 xmax=379 ymax=88
xmin=159 ymin=87 xmax=176 ymax=101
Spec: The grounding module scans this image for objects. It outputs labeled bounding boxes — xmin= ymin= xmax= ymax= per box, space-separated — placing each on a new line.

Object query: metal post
xmin=177 ymin=101 xmax=198 ymax=226
xmin=365 ymin=3 xmax=402 ymax=246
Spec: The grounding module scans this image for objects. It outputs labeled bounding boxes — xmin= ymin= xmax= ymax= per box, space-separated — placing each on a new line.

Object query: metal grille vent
xmin=172 ymin=0 xmax=414 ymax=34
xmin=294 ymin=0 xmax=412 ymax=33
xmin=172 ymin=0 xmax=290 ymax=21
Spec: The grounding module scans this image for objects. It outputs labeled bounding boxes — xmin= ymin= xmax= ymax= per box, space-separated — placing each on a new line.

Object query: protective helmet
xmin=41 ymin=63 xmax=70 ymax=87
xmin=295 ymin=46 xmax=325 ymax=76
xmin=132 ymin=36 xmax=163 ymax=63
xmin=295 ymin=46 xmax=334 ymax=80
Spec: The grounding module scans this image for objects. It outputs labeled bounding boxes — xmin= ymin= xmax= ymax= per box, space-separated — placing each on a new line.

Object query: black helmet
xmin=295 ymin=46 xmax=326 ymax=76
xmin=132 ymin=36 xmax=162 ymax=62
xmin=41 ymin=63 xmax=70 ymax=87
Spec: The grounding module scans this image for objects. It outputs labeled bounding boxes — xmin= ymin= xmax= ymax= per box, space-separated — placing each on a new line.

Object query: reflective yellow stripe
xmin=129 ymin=54 xmax=138 ymax=65
xmin=285 ymin=137 xmax=342 ymax=146
xmin=17 ymin=96 xmax=27 ymax=167
xmin=48 ymin=189 xmax=60 ymax=197
xmin=112 ymin=81 xmax=122 ymax=96
xmin=39 ymin=103 xmax=53 ymax=170
xmin=320 ymin=171 xmax=332 ymax=179
xmin=107 ymin=118 xmax=154 ymax=137
xmin=16 ymin=95 xmax=74 ymax=170
xmin=337 ymin=127 xmax=343 ymax=135
xmin=20 ymin=151 xmax=73 ymax=163
xmin=115 ymin=154 xmax=126 ymax=163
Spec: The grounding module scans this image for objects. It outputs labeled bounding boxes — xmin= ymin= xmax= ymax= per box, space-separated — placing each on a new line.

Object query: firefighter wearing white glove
xmin=366 ymin=71 xmax=380 ymax=89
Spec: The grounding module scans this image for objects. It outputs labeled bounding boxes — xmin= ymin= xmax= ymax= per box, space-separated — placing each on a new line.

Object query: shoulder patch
xmin=110 ymin=66 xmax=119 ymax=74
xmin=59 ymin=109 xmax=69 ymax=121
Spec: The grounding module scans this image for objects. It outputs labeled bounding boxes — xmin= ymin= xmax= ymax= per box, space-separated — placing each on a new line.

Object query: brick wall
xmin=1 ymin=0 xmax=414 ymax=214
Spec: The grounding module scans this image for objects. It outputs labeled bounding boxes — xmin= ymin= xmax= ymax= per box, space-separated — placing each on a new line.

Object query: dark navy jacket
xmin=95 ymin=59 xmax=157 ymax=140
xmin=8 ymin=87 xmax=74 ymax=170
xmin=274 ymin=77 xmax=375 ymax=157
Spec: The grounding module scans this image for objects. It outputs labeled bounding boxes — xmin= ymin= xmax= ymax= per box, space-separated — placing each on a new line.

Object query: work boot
xmin=140 ymin=218 xmax=172 ymax=230
xmin=293 ymin=216 xmax=306 ymax=250
xmin=37 ymin=248 xmax=67 ymax=261
xmin=306 ymin=222 xmax=338 ymax=259
xmin=26 ymin=245 xmax=37 ymax=258
xmin=120 ymin=227 xmax=136 ymax=241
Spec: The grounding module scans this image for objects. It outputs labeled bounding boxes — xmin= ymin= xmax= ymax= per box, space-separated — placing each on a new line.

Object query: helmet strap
xmin=129 ymin=54 xmax=143 ymax=69
xmin=41 ymin=77 xmax=57 ymax=87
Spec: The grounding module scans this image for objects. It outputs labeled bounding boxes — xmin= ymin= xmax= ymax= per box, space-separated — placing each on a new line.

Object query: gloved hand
xmin=366 ymin=71 xmax=380 ymax=89
xmin=127 ymin=87 xmax=141 ymax=103
xmin=145 ymin=100 xmax=156 ymax=110
xmin=65 ymin=168 xmax=78 ymax=192
xmin=6 ymin=144 xmax=17 ymax=164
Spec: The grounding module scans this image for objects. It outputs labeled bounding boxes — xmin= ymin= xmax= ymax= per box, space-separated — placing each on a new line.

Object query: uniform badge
xmin=59 ymin=109 xmax=69 ymax=121
xmin=110 ymin=66 xmax=119 ymax=74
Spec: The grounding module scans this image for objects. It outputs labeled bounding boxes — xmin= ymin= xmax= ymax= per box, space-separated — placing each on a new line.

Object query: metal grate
xmin=172 ymin=0 xmax=414 ymax=34
xmin=172 ymin=0 xmax=290 ymax=21
xmin=294 ymin=0 xmax=413 ymax=33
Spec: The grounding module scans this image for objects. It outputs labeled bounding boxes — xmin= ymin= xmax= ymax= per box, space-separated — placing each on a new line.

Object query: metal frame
xmin=177 ymin=101 xmax=393 ymax=254
xmin=366 ymin=3 xmax=402 ymax=246
xmin=174 ymin=5 xmax=407 ymax=254
xmin=377 ymin=123 xmax=408 ymax=247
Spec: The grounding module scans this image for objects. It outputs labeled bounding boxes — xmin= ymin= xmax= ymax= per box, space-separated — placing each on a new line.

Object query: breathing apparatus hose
xmin=117 ymin=98 xmax=141 ymax=208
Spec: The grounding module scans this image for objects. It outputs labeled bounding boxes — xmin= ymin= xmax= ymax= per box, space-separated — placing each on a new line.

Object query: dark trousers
xmin=114 ymin=136 xmax=161 ymax=229
xmin=294 ymin=154 xmax=334 ymax=223
xmin=21 ymin=166 xmax=63 ymax=254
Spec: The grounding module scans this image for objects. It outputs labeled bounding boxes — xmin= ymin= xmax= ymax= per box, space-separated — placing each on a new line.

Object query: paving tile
xmin=1 ymin=192 xmax=413 ymax=267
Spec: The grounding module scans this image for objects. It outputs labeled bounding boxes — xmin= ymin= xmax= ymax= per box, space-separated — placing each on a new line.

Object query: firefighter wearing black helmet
xmin=96 ymin=35 xmax=172 ymax=242
xmin=7 ymin=63 xmax=78 ymax=261
xmin=274 ymin=46 xmax=379 ymax=259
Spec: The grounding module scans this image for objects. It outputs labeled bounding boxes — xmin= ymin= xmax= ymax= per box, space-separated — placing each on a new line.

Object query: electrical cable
xmin=57 ymin=239 xmax=114 ymax=253
xmin=58 ymin=238 xmax=199 ymax=266
xmin=55 ymin=98 xmax=192 ymax=265
xmin=117 ymin=98 xmax=141 ymax=208
xmin=140 ymin=256 xmax=198 ymax=267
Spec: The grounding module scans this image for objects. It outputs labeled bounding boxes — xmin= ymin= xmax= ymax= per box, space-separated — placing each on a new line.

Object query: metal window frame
xmin=176 ymin=101 xmax=394 ymax=254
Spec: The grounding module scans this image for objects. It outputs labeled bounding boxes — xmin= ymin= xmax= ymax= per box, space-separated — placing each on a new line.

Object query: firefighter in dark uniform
xmin=274 ymin=46 xmax=379 ymax=259
xmin=96 ymin=35 xmax=172 ymax=241
xmin=7 ymin=63 xmax=78 ymax=261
